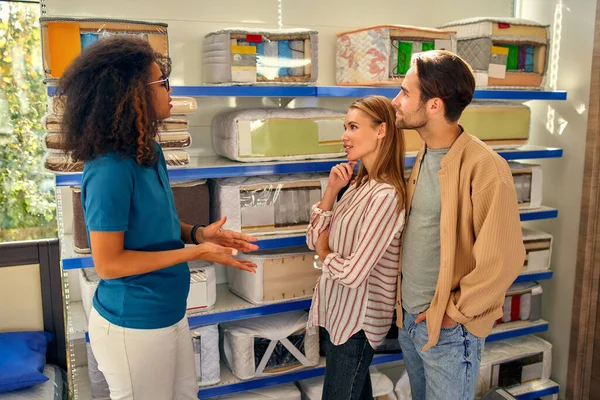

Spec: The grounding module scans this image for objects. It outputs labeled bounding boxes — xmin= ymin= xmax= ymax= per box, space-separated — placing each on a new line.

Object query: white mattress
xmin=510 ymin=162 xmax=543 ymax=209
xmin=220 ymin=311 xmax=320 ymax=380
xmin=499 ymin=281 xmax=543 ymax=324
xmin=211 ymin=108 xmax=345 ymax=162
xmin=0 ymin=364 xmax=65 ymax=400
xmin=438 ymin=17 xmax=549 ymax=41
xmin=298 ymin=367 xmax=394 ymax=399
xmin=476 ymin=335 xmax=552 ymax=398
xmin=215 ymin=382 xmax=301 ymax=399
xmin=227 ymin=247 xmax=321 ymax=305
xmin=187 ymin=261 xmax=217 ymax=312
xmin=211 ymin=173 xmax=328 ymax=238
xmin=191 ymin=323 xmax=221 ymax=387
xmin=522 ymin=228 xmax=553 ymax=274
xmin=86 ymin=342 xmax=109 ymax=399
xmin=79 ymin=268 xmax=98 ymax=321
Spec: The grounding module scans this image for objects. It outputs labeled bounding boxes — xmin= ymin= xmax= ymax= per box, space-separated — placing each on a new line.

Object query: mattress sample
xmin=187 ymin=261 xmax=217 ymax=312
xmin=220 ymin=311 xmax=320 ymax=380
xmin=211 ymin=173 xmax=328 ymax=237
xmin=402 ymin=102 xmax=530 ymax=152
xmin=71 ymin=179 xmax=208 ymax=254
xmin=191 ymin=324 xmax=221 ymax=387
xmin=522 ymin=228 xmax=553 ymax=274
xmin=42 ymin=115 xmax=189 ymax=136
xmin=496 ymin=282 xmax=543 ymax=325
xmin=79 ymin=268 xmax=98 ymax=321
xmin=336 ymin=25 xmax=457 ymax=86
xmin=214 ymin=383 xmax=301 ymax=399
xmin=40 ymin=17 xmax=168 ymax=82
xmin=510 ymin=162 xmax=543 ymax=209
xmin=212 ymin=108 xmax=346 ymax=162
xmin=476 ymin=335 xmax=552 ymax=397
xmin=86 ymin=342 xmax=110 ymax=399
xmin=438 ymin=18 xmax=549 ymax=88
xmin=203 ymin=28 xmax=318 ymax=85
xmin=298 ymin=368 xmax=394 ymax=399
xmin=171 ymin=179 xmax=210 ymax=227
xmin=51 ymin=96 xmax=197 ymax=116
xmin=227 ymin=247 xmax=322 ymax=305
xmin=44 ymin=149 xmax=189 ymax=173
xmin=0 ymin=364 xmax=66 ymax=400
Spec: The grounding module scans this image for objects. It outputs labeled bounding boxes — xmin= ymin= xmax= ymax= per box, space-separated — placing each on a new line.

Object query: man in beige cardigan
xmin=391 ymin=50 xmax=526 ymax=400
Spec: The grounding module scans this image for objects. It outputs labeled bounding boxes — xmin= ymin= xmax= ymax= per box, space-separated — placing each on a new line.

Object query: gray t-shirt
xmin=401 ymin=147 xmax=449 ymax=314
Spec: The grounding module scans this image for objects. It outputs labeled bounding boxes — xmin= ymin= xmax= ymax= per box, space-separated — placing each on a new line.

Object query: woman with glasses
xmin=57 ymin=36 xmax=258 ymax=399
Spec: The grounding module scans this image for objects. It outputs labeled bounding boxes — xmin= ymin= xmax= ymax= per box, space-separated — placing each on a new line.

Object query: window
xmin=0 ymin=1 xmax=56 ymax=242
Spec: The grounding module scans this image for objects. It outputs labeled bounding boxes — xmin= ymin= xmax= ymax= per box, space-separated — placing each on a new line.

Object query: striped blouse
xmin=306 ymin=179 xmax=405 ymax=348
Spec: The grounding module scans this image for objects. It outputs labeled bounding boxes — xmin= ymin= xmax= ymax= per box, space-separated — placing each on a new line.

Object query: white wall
xmin=516 ymin=0 xmax=596 ymax=397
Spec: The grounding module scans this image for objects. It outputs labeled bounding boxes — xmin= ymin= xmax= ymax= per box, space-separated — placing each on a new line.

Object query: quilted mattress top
xmin=206 ymin=27 xmax=318 ymax=37
xmin=439 ymin=17 xmax=549 ymax=29
xmin=337 ymin=24 xmax=456 ymax=37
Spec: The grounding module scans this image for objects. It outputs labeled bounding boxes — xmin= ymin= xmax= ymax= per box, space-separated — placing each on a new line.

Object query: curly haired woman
xmin=57 ymin=36 xmax=258 ymax=399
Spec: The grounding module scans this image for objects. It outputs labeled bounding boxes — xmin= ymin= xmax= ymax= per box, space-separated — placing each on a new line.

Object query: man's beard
xmin=396 ymin=115 xmax=427 ymax=130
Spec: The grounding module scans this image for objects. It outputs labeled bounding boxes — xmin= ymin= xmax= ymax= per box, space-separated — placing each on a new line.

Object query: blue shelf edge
xmin=513 ymin=271 xmax=553 ymax=283
xmin=514 ymin=384 xmax=560 ymax=400
xmin=487 ymin=322 xmax=548 ymax=343
xmin=187 ymin=298 xmax=312 ymax=328
xmin=47 ymin=85 xmax=567 ymax=101
xmin=197 ymin=353 xmax=403 ymax=398
xmin=54 ymin=148 xmax=563 ymax=187
xmin=197 ymin=322 xmax=549 ymax=398
xmin=61 ymin=207 xmax=558 ymax=271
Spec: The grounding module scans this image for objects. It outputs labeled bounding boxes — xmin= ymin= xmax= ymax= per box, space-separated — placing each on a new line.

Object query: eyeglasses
xmin=147 ymin=76 xmax=170 ymax=91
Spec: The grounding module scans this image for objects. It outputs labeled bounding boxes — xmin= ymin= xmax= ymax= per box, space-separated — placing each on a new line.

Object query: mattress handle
xmin=254 ymin=336 xmax=315 ymax=376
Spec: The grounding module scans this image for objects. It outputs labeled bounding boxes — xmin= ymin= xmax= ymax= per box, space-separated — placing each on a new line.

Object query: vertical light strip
xmin=278 ymin=0 xmax=283 ymax=29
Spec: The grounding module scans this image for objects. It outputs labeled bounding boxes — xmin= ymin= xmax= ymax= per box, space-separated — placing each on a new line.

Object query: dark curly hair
xmin=56 ymin=36 xmax=172 ymax=166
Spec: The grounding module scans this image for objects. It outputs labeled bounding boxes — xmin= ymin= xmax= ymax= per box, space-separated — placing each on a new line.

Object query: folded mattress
xmin=43 ymin=131 xmax=191 ymax=152
xmin=40 ymin=16 xmax=169 ymax=82
xmin=336 ymin=25 xmax=457 ymax=86
xmin=51 ymin=96 xmax=197 ymax=116
xmin=211 ymin=173 xmax=328 ymax=237
xmin=522 ymin=228 xmax=552 ymax=274
xmin=203 ymin=28 xmax=318 ymax=85
xmin=227 ymin=247 xmax=322 ymax=305
xmin=191 ymin=323 xmax=221 ymax=387
xmin=212 ymin=108 xmax=346 ymax=162
xmin=476 ymin=335 xmax=552 ymax=397
xmin=496 ymin=282 xmax=542 ymax=325
xmin=71 ymin=179 xmax=208 ymax=254
xmin=42 ymin=115 xmax=189 ymax=134
xmin=438 ymin=18 xmax=549 ymax=88
xmin=220 ymin=311 xmax=320 ymax=380
xmin=510 ymin=162 xmax=543 ymax=209
xmin=298 ymin=368 xmax=394 ymax=399
xmin=44 ymin=149 xmax=189 ymax=173
xmin=187 ymin=261 xmax=217 ymax=313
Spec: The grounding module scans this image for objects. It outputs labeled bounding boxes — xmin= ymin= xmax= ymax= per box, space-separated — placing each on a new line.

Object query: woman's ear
xmin=377 ymin=122 xmax=387 ymax=139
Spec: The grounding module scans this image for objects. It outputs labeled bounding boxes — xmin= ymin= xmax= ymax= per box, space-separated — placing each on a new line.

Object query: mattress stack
xmin=42 ymin=97 xmax=196 ymax=174
xmin=203 ymin=28 xmax=319 ymax=85
xmin=297 ymin=368 xmax=395 ymax=399
xmin=496 ymin=282 xmax=543 ymax=326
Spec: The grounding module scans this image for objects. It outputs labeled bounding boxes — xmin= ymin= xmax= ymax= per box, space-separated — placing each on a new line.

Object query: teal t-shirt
xmin=81 ymin=146 xmax=189 ymax=329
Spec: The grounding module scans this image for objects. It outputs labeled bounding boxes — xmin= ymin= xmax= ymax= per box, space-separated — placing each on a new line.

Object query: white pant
xmin=88 ymin=308 xmax=198 ymax=400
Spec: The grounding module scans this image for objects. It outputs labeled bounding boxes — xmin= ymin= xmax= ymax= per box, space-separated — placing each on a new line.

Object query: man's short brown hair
xmin=412 ymin=50 xmax=475 ymax=122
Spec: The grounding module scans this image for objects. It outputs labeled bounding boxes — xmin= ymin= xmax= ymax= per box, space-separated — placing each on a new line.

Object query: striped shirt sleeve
xmin=306 ymin=202 xmax=333 ymax=250
xmin=322 ymin=190 xmax=404 ymax=289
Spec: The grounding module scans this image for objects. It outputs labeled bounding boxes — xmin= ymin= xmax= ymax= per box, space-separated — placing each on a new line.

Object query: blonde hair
xmin=351 ymin=95 xmax=406 ymax=210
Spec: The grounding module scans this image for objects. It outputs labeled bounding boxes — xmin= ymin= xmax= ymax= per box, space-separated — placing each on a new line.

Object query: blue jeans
xmin=397 ymin=310 xmax=484 ymax=400
xmin=322 ymin=329 xmax=374 ymax=400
